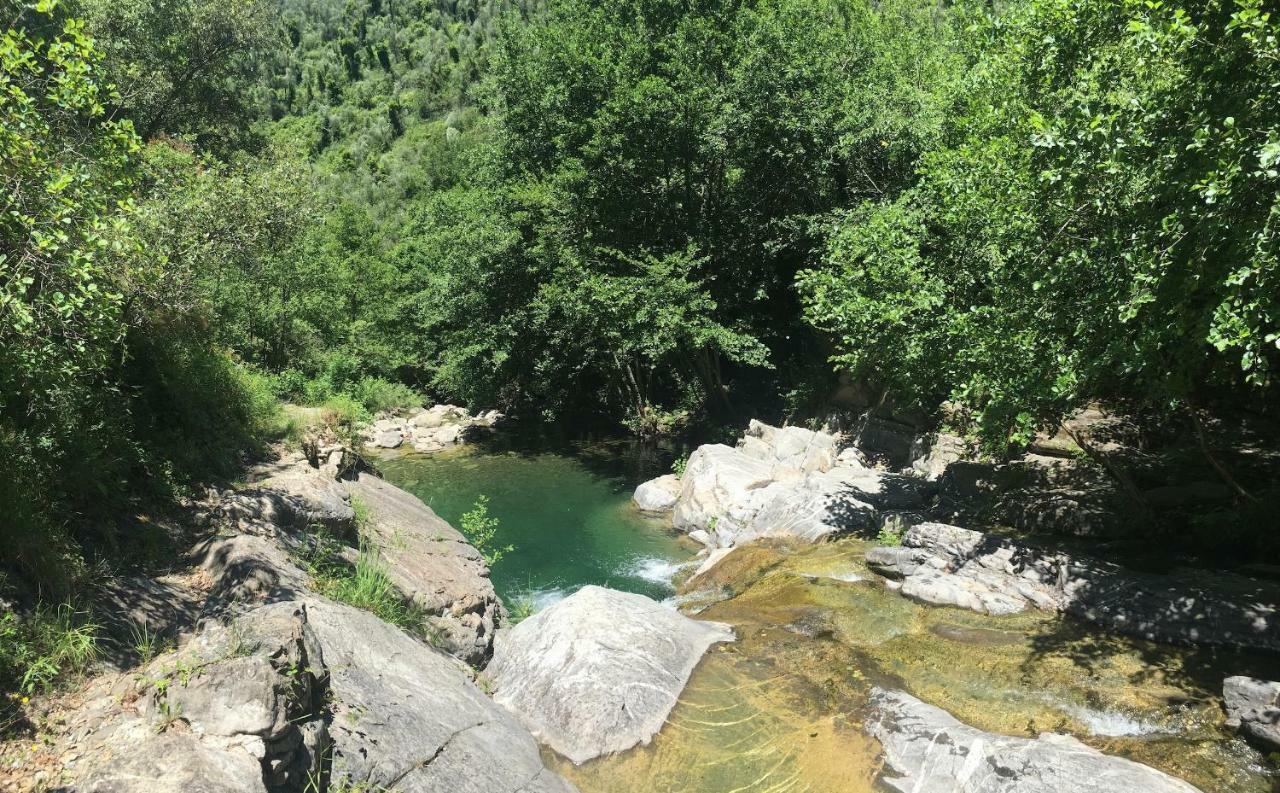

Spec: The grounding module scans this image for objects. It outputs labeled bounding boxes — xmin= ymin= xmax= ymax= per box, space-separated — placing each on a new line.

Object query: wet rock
xmin=486 ymin=586 xmax=734 ymax=764
xmin=632 ymin=474 xmax=682 ymax=514
xmin=1223 ymin=676 xmax=1280 ymax=751
xmin=343 ymin=472 xmax=503 ymax=664
xmin=868 ymin=688 xmax=1201 ymax=793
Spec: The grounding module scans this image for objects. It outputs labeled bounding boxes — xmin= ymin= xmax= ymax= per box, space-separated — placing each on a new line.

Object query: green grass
xmin=875 ymin=523 xmax=904 ymax=547
xmin=507 ymin=596 xmax=535 ymax=624
xmin=0 ymin=603 xmax=99 ymax=698
xmin=297 ymin=528 xmax=430 ymax=638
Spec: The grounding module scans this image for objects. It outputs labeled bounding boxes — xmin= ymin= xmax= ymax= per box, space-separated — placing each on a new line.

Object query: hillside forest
xmin=2 ymin=0 xmax=1278 ymax=602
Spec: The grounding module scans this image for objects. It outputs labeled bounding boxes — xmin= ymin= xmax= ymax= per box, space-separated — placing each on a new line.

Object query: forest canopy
xmin=2 ymin=0 xmax=1277 ymax=583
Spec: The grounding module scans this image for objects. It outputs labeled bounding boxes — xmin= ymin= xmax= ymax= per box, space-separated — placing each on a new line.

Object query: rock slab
xmin=486 ymin=585 xmax=734 ymax=764
xmin=866 ymin=522 xmax=1280 ymax=653
xmin=1224 ymin=675 xmax=1280 ymax=751
xmin=868 ymin=688 xmax=1202 ymax=793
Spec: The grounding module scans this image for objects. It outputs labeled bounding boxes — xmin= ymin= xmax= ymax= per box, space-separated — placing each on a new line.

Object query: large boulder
xmin=673 ymin=443 xmax=775 ymax=536
xmin=1223 ymin=676 xmax=1280 ymax=751
xmin=866 ymin=522 xmax=1280 ymax=652
xmin=868 ymin=688 xmax=1201 ymax=793
xmin=231 ymin=453 xmax=357 ymax=535
xmin=298 ymin=599 xmax=577 ymax=793
xmin=671 ymin=422 xmax=927 ymax=551
xmin=632 ymin=473 xmax=682 ymax=514
xmin=344 ymin=472 xmax=503 ymax=665
xmin=72 ymin=599 xmax=577 ymax=793
xmin=486 ymin=586 xmax=734 ymax=764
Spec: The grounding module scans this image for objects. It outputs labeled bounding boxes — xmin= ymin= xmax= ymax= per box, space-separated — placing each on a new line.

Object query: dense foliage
xmin=3 ymin=0 xmax=1278 ymax=609
xmin=800 ymin=0 xmax=1280 ymax=449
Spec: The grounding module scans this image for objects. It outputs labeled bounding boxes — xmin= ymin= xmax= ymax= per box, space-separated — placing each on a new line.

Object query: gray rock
xmin=632 ymin=474 xmax=682 ymax=513
xmin=671 ymin=422 xmax=926 ymax=549
xmin=868 ymin=688 xmax=1201 ymax=793
xmin=343 ymin=472 xmax=503 ymax=665
xmin=486 ymin=586 xmax=734 ymax=764
xmin=909 ymin=432 xmax=969 ymax=480
xmin=672 ymin=443 xmax=775 ymax=535
xmin=144 ymin=655 xmax=288 ymax=739
xmin=294 ymin=599 xmax=577 ymax=793
xmin=242 ymin=455 xmax=357 ymax=534
xmin=75 ymin=732 xmax=269 ymax=793
xmin=868 ymin=522 xmax=1280 ymax=652
xmin=1223 ymin=676 xmax=1280 ymax=750
xmin=373 ymin=428 xmax=404 ymax=448
xmin=193 ymin=533 xmax=311 ymax=612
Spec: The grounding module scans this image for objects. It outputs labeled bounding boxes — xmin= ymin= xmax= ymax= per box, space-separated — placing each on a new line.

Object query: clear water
xmin=375 ymin=433 xmax=695 ymax=605
xmin=377 ymin=434 xmax=1276 ymax=793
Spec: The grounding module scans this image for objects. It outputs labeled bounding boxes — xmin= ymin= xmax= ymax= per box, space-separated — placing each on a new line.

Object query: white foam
xmin=511 ymin=586 xmax=572 ymax=614
xmin=802 ymin=570 xmax=865 ymax=583
xmin=1064 ymin=705 xmax=1164 ymax=737
xmin=624 ymin=556 xmax=695 ymax=587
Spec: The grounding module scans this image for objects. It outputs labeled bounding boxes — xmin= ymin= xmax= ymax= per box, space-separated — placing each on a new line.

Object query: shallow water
xmin=376 ymin=434 xmax=694 ymax=604
xmin=379 ymin=439 xmax=1277 ymax=793
xmin=585 ymin=540 xmax=1276 ymax=793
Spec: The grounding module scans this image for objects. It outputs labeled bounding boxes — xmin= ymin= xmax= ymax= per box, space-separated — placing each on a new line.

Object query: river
xmin=377 ymin=434 xmax=1278 ymax=793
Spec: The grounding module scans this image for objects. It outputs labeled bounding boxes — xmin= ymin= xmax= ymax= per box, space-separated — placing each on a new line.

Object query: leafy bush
xmin=350 ymin=377 xmax=423 ymax=415
xmin=460 ymin=496 xmax=513 ymax=567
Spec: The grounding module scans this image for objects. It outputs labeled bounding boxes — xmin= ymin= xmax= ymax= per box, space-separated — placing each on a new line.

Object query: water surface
xmin=377 ymin=433 xmax=695 ymax=605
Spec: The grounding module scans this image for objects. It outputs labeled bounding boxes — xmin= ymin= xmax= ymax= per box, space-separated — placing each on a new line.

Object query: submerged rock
xmin=868 ymin=688 xmax=1202 ymax=793
xmin=1224 ymin=676 xmax=1280 ymax=751
xmin=486 ymin=585 xmax=734 ymax=764
xmin=632 ymin=473 xmax=681 ymax=513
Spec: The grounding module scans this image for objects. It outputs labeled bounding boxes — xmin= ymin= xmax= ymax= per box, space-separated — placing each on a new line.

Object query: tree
xmin=799 ymin=0 xmax=1280 ymax=451
xmin=78 ymin=0 xmax=281 ymax=147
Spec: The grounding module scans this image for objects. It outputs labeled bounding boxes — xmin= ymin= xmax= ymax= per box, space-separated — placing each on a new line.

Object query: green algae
xmin=565 ymin=539 xmax=1275 ymax=793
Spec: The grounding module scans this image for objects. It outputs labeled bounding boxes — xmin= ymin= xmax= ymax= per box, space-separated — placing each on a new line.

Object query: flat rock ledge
xmin=635 ymin=420 xmax=926 ymax=554
xmin=869 ymin=688 xmax=1201 ymax=793
xmin=865 ymin=522 xmax=1280 ymax=653
xmin=363 ymin=403 xmax=504 ymax=453
xmin=486 ymin=586 xmax=734 ymax=764
xmin=69 ymin=599 xmax=576 ymax=793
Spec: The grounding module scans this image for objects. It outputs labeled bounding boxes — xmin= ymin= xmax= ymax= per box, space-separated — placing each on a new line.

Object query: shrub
xmin=460 ymin=496 xmax=513 ymax=567
xmin=0 ymin=603 xmax=100 ymax=698
xmin=350 ymin=377 xmax=423 ymax=415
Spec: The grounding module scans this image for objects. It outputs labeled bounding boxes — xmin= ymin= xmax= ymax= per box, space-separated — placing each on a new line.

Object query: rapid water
xmin=376 ymin=433 xmax=695 ymax=606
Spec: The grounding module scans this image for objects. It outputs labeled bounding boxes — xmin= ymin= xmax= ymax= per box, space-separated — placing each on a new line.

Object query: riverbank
xmin=4 ymin=416 xmax=1277 ymax=793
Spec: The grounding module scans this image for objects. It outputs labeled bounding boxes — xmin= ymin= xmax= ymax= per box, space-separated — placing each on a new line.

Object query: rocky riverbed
xmin=6 ymin=417 xmax=1278 ymax=793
